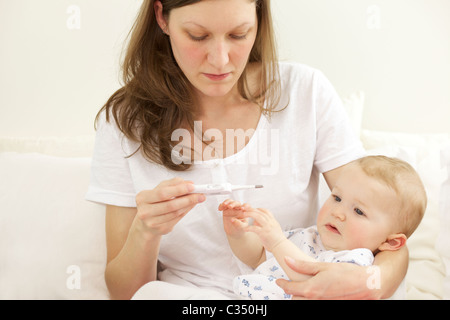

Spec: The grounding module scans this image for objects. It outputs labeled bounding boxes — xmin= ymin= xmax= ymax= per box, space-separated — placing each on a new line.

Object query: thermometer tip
xmin=255 ymin=185 xmax=264 ymax=189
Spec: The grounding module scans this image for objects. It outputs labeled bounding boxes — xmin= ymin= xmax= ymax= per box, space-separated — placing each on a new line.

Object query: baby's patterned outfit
xmin=233 ymin=226 xmax=374 ymax=300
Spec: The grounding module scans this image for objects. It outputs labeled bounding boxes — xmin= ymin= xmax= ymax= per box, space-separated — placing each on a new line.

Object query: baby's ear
xmin=378 ymin=234 xmax=407 ymax=251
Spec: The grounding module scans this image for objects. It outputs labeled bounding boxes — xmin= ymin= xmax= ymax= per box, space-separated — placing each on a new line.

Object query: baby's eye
xmin=355 ymin=208 xmax=365 ymax=216
xmin=333 ymin=195 xmax=341 ymax=202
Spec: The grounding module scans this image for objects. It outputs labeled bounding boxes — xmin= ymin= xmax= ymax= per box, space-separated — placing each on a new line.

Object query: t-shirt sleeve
xmin=85 ymin=111 xmax=137 ymax=207
xmin=312 ymin=70 xmax=366 ymax=173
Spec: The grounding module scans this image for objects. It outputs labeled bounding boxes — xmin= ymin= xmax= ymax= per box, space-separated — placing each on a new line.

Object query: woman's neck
xmin=194 ymin=86 xmax=243 ymax=122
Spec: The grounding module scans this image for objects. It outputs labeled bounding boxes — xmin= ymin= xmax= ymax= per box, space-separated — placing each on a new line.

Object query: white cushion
xmin=438 ymin=144 xmax=450 ymax=299
xmin=0 ymin=152 xmax=108 ymax=299
xmin=0 ymin=136 xmax=95 ymax=158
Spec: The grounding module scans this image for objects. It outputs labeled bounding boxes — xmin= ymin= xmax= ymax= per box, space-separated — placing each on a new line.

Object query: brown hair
xmin=96 ymin=0 xmax=280 ymax=171
xmin=355 ymin=155 xmax=427 ymax=237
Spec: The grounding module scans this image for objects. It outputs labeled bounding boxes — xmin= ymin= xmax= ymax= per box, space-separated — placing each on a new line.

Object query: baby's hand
xmin=218 ymin=199 xmax=252 ymax=239
xmin=244 ymin=208 xmax=286 ymax=252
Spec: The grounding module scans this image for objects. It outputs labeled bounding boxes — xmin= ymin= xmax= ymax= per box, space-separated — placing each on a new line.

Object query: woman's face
xmin=159 ymin=0 xmax=258 ymax=100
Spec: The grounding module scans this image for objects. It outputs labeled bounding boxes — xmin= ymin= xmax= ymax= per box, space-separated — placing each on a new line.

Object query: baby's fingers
xmin=256 ymin=208 xmax=273 ymax=217
xmin=222 ymin=208 xmax=247 ymax=219
xmin=243 ymin=224 xmax=262 ymax=235
xmin=231 ymin=217 xmax=250 ymax=229
xmin=243 ymin=209 xmax=267 ymax=226
xmin=218 ymin=199 xmax=232 ymax=210
xmin=219 ymin=199 xmax=241 ymax=211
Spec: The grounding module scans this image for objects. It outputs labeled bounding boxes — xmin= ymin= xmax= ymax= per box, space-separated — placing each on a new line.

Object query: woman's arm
xmin=104 ymin=177 xmax=205 ymax=300
xmin=104 ymin=205 xmax=160 ymax=300
xmin=276 ymin=245 xmax=408 ymax=299
xmin=373 ymin=245 xmax=409 ymax=298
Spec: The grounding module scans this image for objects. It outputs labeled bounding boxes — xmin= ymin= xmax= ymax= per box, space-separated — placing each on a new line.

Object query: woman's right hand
xmin=134 ymin=177 xmax=206 ymax=237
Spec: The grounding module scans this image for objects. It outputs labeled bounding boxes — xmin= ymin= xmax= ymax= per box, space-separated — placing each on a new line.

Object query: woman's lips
xmin=325 ymin=223 xmax=341 ymax=234
xmin=203 ymin=73 xmax=231 ymax=81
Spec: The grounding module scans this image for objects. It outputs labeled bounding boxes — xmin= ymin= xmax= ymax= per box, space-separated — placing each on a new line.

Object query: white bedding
xmin=438 ymin=144 xmax=450 ymax=299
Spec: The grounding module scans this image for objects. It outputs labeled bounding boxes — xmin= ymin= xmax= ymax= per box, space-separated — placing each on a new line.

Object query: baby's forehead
xmin=339 ymin=162 xmax=370 ymax=180
xmin=338 ymin=164 xmax=399 ymax=198
xmin=345 ymin=162 xmax=390 ymax=183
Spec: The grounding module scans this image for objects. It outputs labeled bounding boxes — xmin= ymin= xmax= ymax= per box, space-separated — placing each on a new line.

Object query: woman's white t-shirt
xmin=86 ymin=62 xmax=365 ymax=296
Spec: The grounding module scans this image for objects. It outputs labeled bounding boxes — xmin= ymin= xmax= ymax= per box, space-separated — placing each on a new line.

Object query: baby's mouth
xmin=325 ymin=223 xmax=341 ymax=235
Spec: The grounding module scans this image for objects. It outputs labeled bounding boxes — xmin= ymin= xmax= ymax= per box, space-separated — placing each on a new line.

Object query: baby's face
xmin=317 ymin=165 xmax=401 ymax=252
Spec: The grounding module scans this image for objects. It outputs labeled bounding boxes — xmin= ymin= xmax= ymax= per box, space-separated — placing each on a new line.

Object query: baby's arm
xmin=219 ymin=200 xmax=266 ymax=269
xmin=244 ymin=209 xmax=315 ymax=281
xmin=269 ymin=237 xmax=315 ymax=281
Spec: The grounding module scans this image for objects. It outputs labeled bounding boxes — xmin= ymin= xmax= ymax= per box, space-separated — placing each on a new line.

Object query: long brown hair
xmin=96 ymin=0 xmax=280 ymax=171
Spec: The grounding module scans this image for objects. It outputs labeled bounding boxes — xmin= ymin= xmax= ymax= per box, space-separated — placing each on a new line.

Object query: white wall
xmin=273 ymin=0 xmax=450 ymax=134
xmin=0 ymin=0 xmax=449 ymax=137
xmin=0 ymin=0 xmax=141 ymax=137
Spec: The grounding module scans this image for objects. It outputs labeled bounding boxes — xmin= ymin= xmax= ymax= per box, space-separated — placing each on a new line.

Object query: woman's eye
xmin=355 ymin=208 xmax=365 ymax=216
xmin=230 ymin=33 xmax=247 ymax=40
xmin=189 ymin=34 xmax=207 ymax=42
xmin=188 ymin=32 xmax=247 ymax=42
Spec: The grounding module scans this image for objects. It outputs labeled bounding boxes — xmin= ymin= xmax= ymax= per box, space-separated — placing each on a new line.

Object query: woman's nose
xmin=207 ymin=39 xmax=230 ymax=69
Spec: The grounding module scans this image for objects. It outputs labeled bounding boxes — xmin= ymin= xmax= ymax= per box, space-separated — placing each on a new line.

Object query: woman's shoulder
xmin=95 ymin=107 xmax=120 ymax=135
xmin=276 ymin=61 xmax=331 ymax=90
xmin=94 ymin=96 xmax=131 ymax=138
xmin=275 ymin=61 xmax=334 ymax=99
xmin=94 ymin=105 xmax=131 ymax=146
xmin=277 ymin=61 xmax=319 ymax=78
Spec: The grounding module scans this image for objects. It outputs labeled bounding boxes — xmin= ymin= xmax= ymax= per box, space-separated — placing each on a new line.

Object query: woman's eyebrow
xmin=182 ymin=21 xmax=254 ymax=30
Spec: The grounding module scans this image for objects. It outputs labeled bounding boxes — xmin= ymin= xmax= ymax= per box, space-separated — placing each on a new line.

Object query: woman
xmin=86 ymin=0 xmax=408 ymax=300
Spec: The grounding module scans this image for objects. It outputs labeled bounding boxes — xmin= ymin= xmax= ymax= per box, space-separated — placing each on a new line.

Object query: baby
xmin=219 ymin=155 xmax=427 ymax=300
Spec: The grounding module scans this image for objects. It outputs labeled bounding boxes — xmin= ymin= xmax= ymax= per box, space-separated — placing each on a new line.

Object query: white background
xmin=0 ymin=0 xmax=449 ymax=137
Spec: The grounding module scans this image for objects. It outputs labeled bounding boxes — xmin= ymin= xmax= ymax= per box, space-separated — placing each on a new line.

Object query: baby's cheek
xmin=316 ymin=201 xmax=330 ymax=225
xmin=344 ymin=222 xmax=372 ymax=249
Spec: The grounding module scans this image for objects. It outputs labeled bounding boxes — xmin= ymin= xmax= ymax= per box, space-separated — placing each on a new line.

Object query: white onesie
xmin=233 ymin=226 xmax=374 ymax=300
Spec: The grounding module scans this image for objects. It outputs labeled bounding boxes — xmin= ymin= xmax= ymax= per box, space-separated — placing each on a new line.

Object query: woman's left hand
xmin=275 ymin=257 xmax=382 ymax=300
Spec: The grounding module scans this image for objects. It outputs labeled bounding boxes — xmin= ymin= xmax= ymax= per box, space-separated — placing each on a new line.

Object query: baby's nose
xmin=331 ymin=209 xmax=346 ymax=221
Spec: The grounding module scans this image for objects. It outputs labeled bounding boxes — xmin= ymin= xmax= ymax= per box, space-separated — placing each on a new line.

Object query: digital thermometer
xmin=190 ymin=183 xmax=263 ymax=196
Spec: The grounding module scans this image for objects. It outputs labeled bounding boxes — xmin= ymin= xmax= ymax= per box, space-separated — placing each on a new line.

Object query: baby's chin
xmin=320 ymin=233 xmax=377 ymax=253
xmin=321 ymin=241 xmax=346 ymax=252
xmin=318 ymin=233 xmax=346 ymax=252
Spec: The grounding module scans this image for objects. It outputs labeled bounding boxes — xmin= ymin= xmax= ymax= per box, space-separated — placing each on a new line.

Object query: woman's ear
xmin=154 ymin=1 xmax=169 ymax=34
xmin=378 ymin=233 xmax=407 ymax=252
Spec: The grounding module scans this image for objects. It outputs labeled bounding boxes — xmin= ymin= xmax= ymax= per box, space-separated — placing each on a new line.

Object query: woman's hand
xmin=134 ymin=177 xmax=206 ymax=237
xmin=275 ymin=257 xmax=382 ymax=300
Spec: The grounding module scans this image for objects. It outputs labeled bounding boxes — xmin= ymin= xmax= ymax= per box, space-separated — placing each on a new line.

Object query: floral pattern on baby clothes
xmin=233 ymin=225 xmax=374 ymax=300
xmin=233 ymin=274 xmax=292 ymax=300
